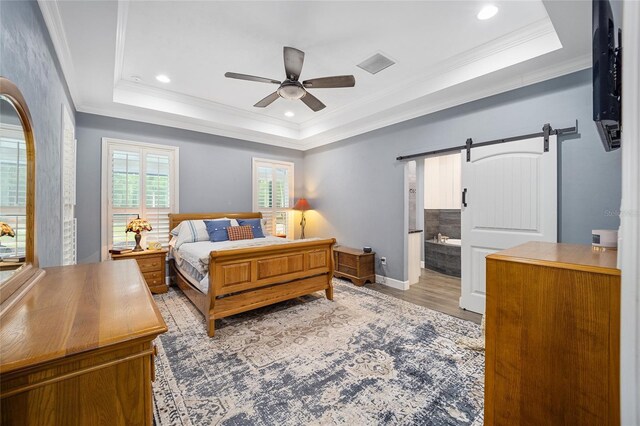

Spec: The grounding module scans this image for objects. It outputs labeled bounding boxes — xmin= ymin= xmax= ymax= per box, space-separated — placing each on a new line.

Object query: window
xmin=0 ymin=124 xmax=26 ymax=258
xmin=252 ymin=158 xmax=294 ymax=237
xmin=101 ymin=138 xmax=179 ymax=259
xmin=62 ymin=106 xmax=76 ymax=265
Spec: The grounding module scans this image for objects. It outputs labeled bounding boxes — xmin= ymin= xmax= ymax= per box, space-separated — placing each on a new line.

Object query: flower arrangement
xmin=126 ymin=217 xmax=153 ymax=234
xmin=125 ymin=216 xmax=152 ymax=252
xmin=0 ymin=222 xmax=15 ymax=238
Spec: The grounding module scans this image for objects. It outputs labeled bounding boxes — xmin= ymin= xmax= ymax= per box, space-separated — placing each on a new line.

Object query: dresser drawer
xmin=136 ymin=257 xmax=163 ymax=273
xmin=338 ymin=252 xmax=358 ymax=268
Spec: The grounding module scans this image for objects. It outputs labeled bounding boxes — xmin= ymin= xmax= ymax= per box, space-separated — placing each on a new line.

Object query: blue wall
xmin=75 ymin=113 xmax=305 ymax=263
xmin=303 ymin=70 xmax=622 ymax=281
xmin=0 ymin=0 xmax=75 ymax=267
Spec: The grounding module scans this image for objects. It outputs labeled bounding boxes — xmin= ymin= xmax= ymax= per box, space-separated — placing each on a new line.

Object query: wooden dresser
xmin=485 ymin=242 xmax=620 ymax=425
xmin=333 ymin=245 xmax=375 ymax=286
xmin=111 ymin=249 xmax=168 ymax=294
xmin=0 ymin=260 xmax=167 ymax=425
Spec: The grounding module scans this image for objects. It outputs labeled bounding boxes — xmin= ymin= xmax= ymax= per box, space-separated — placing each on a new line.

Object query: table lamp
xmin=126 ymin=215 xmax=153 ymax=252
xmin=293 ymin=198 xmax=311 ymax=239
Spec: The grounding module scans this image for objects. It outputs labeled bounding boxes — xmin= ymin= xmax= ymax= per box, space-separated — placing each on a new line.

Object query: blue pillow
xmin=204 ymin=220 xmax=232 ymax=242
xmin=237 ymin=219 xmax=265 ymax=238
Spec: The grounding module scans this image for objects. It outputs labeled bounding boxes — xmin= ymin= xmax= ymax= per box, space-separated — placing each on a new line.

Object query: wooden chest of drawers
xmin=333 ymin=245 xmax=375 ymax=286
xmin=112 ymin=249 xmax=168 ymax=294
xmin=485 ymin=242 xmax=620 ymax=425
xmin=0 ymin=260 xmax=167 ymax=425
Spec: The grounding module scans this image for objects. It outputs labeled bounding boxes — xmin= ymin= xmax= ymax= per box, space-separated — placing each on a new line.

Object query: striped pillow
xmin=227 ymin=225 xmax=254 ymax=241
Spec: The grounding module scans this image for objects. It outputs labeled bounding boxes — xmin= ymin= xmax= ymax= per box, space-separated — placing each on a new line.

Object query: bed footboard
xmin=206 ymin=238 xmax=336 ymax=336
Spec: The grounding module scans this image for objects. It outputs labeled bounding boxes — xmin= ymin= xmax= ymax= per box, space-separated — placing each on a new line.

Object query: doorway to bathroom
xmin=370 ymin=153 xmax=481 ymax=323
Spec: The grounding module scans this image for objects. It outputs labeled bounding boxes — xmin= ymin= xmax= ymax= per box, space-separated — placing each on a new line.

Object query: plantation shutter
xmin=145 ymin=153 xmax=171 ymax=247
xmin=111 ymin=149 xmax=141 ymax=248
xmin=62 ymin=108 xmax=77 ymax=265
xmin=252 ymin=159 xmax=293 ymax=237
xmin=0 ymin=127 xmax=27 ymax=258
xmin=103 ymin=139 xmax=178 ymax=258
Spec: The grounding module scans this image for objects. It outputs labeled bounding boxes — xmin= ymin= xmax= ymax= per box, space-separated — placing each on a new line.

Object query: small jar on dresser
xmin=111 ymin=249 xmax=168 ymax=294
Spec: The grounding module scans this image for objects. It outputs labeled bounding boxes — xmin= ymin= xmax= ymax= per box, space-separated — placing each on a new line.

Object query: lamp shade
xmin=126 ymin=217 xmax=153 ymax=234
xmin=0 ymin=222 xmax=15 ymax=238
xmin=293 ymin=198 xmax=311 ymax=211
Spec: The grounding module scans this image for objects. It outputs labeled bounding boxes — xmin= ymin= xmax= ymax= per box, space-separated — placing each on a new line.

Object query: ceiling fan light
xmin=277 ymin=83 xmax=305 ymax=100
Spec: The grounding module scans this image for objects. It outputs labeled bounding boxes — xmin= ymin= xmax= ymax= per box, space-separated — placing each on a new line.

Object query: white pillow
xmin=170 ymin=218 xmax=239 ymax=249
xmin=261 ymin=218 xmax=271 ymax=236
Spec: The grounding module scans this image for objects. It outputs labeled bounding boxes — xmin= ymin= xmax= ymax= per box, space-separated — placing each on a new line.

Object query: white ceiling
xmin=40 ymin=1 xmax=591 ymax=150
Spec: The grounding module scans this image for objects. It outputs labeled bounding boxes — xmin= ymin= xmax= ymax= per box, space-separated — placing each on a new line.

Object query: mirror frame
xmin=0 ymin=77 xmax=43 ymax=316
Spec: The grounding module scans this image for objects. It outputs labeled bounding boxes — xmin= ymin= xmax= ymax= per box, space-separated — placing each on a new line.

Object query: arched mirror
xmin=0 ymin=77 xmax=42 ymax=315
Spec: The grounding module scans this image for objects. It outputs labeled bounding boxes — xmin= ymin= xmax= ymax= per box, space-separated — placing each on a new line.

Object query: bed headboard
xmin=168 ymin=212 xmax=262 ymax=238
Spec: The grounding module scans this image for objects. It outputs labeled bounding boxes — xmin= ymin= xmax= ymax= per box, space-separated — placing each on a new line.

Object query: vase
xmin=133 ymin=232 xmax=143 ymax=252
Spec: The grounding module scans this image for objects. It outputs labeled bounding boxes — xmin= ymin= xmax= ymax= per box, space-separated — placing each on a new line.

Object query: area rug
xmin=152 ymin=279 xmax=484 ymax=425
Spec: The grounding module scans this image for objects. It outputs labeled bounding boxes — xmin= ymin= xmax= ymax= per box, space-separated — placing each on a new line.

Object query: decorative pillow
xmin=205 ymin=219 xmax=232 ymax=242
xmin=237 ymin=218 xmax=265 ymax=238
xmin=227 ymin=225 xmax=254 ymax=241
xmin=170 ymin=220 xmax=209 ymax=249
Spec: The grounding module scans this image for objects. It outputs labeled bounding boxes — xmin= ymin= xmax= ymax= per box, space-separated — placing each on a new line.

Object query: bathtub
xmin=424 ymin=239 xmax=461 ymax=277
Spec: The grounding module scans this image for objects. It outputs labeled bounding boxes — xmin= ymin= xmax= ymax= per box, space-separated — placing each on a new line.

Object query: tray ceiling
xmin=40 ymin=1 xmax=591 ymax=150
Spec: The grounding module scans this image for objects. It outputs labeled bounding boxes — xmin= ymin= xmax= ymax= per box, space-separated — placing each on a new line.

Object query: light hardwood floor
xmin=368 ymin=268 xmax=482 ymax=324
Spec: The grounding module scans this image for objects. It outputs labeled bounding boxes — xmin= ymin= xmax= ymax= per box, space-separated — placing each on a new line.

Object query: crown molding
xmin=114 ymin=80 xmax=300 ymax=133
xmin=76 ymin=102 xmax=304 ymax=150
xmin=299 ymin=53 xmax=591 ymax=151
xmin=37 ymin=0 xmax=80 ymax=108
xmin=82 ymin=53 xmax=589 ymax=153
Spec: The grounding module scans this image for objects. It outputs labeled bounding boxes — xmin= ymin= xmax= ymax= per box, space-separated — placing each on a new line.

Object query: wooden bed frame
xmin=168 ymin=212 xmax=336 ymax=337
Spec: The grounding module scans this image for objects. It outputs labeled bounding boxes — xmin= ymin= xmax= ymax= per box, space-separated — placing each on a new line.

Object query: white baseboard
xmin=376 ymin=274 xmax=410 ymax=291
xmin=420 ymin=261 xmax=425 ymax=269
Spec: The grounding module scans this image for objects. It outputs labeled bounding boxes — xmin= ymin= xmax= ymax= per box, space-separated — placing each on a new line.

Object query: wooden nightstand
xmin=333 ymin=245 xmax=375 ymax=286
xmin=111 ymin=249 xmax=168 ymax=293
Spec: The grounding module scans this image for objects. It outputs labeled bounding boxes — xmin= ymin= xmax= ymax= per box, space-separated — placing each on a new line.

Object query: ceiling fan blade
xmin=303 ymin=75 xmax=355 ymax=88
xmin=300 ymin=91 xmax=326 ymax=112
xmin=283 ymin=47 xmax=305 ymax=81
xmin=254 ymin=92 xmax=280 ymax=108
xmin=225 ymin=72 xmax=281 ymax=85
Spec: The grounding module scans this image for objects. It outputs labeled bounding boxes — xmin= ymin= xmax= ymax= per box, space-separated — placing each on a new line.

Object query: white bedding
xmin=173 ymin=236 xmax=322 ymax=293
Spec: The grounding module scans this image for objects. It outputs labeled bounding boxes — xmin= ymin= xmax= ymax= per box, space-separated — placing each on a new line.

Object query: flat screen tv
xmin=593 ymin=0 xmax=622 ymax=151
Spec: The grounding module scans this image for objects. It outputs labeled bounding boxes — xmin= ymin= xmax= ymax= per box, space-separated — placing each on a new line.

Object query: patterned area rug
xmin=152 ymin=279 xmax=484 ymax=425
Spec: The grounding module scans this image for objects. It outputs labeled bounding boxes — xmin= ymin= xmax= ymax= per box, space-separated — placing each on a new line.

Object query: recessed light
xmin=156 ymin=74 xmax=171 ymax=83
xmin=284 ymin=111 xmax=295 ymax=118
xmin=477 ymin=4 xmax=499 ymax=20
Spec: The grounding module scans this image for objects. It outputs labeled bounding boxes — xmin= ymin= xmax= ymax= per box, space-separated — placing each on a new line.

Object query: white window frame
xmin=61 ymin=105 xmax=76 ymax=265
xmin=101 ymin=137 xmax=179 ymax=260
xmin=252 ymin=157 xmax=294 ymax=238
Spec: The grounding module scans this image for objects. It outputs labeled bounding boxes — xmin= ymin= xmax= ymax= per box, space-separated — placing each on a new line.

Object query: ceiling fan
xmin=224 ymin=47 xmax=355 ymax=112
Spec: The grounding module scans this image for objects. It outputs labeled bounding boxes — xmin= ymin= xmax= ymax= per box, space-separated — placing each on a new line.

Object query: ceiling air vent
xmin=357 ymin=53 xmax=395 ymax=75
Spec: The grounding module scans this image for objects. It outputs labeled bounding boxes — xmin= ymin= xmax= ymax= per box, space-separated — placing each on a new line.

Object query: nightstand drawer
xmin=143 ymin=270 xmax=163 ymax=281
xmin=137 ymin=257 xmax=163 ymax=273
xmin=143 ymin=273 xmax=164 ymax=287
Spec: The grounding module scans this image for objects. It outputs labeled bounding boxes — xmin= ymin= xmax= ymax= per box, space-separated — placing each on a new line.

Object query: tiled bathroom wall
xmin=424 ymin=209 xmax=461 ymax=240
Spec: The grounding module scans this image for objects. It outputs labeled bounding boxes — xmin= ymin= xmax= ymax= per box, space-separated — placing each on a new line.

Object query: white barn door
xmin=460 ymin=135 xmax=557 ymax=314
